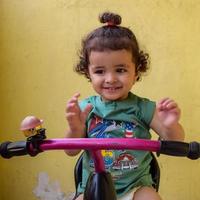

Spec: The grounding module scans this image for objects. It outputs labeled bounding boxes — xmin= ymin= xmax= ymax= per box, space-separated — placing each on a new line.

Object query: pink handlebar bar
xmin=40 ymin=138 xmax=160 ymax=152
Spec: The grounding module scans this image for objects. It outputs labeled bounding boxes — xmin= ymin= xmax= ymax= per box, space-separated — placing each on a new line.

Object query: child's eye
xmin=94 ymin=69 xmax=104 ymax=74
xmin=116 ymin=68 xmax=127 ymax=73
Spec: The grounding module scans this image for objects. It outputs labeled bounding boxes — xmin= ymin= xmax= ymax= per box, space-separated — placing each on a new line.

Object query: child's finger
xmin=66 ymin=102 xmax=75 ymax=112
xmin=66 ymin=93 xmax=81 ymax=112
xmin=169 ymin=107 xmax=181 ymax=115
xmin=67 ymin=93 xmax=80 ymax=103
xmin=166 ymin=101 xmax=178 ymax=110
xmin=65 ymin=112 xmax=76 ymax=121
xmin=72 ymin=92 xmax=80 ymax=100
xmin=66 ymin=103 xmax=80 ymax=114
xmin=158 ymin=98 xmax=178 ymax=110
xmin=158 ymin=97 xmax=170 ymax=104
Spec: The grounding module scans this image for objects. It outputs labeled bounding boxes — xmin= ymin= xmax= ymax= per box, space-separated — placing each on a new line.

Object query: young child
xmin=65 ymin=12 xmax=184 ymax=200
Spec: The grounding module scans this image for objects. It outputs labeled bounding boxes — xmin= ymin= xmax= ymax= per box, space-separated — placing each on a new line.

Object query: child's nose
xmin=105 ymin=73 xmax=117 ymax=83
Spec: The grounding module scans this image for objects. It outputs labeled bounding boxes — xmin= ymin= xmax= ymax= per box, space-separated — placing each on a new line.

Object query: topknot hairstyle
xmin=75 ymin=12 xmax=149 ymax=81
xmin=99 ymin=12 xmax=121 ymax=26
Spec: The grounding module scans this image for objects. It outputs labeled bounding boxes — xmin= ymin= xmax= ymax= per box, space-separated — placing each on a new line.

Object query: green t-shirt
xmin=77 ymin=92 xmax=156 ymax=197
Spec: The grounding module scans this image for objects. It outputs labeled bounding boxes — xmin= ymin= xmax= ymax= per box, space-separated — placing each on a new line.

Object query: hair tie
xmin=107 ymin=21 xmax=116 ymax=26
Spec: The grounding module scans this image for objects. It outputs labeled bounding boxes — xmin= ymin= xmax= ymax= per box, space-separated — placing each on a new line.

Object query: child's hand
xmin=65 ymin=93 xmax=92 ymax=137
xmin=151 ymin=98 xmax=184 ymax=141
xmin=157 ymin=98 xmax=181 ymax=128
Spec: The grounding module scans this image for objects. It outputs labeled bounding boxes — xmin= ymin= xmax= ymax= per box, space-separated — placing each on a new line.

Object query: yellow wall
xmin=0 ymin=1 xmax=200 ymax=199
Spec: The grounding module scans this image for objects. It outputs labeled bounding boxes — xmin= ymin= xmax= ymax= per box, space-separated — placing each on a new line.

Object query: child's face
xmin=88 ymin=49 xmax=137 ymax=101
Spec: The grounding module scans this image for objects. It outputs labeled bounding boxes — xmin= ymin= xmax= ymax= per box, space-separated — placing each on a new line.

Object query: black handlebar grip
xmin=187 ymin=142 xmax=200 ymax=160
xmin=0 ymin=141 xmax=28 ymax=159
xmin=159 ymin=141 xmax=200 ymax=160
xmin=159 ymin=141 xmax=189 ymax=157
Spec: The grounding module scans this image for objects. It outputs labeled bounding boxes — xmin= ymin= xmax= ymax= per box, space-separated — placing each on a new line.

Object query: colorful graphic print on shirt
xmin=88 ymin=115 xmax=139 ymax=176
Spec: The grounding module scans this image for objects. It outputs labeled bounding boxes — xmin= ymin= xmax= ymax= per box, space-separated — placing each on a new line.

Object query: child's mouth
xmin=103 ymin=86 xmax=122 ymax=91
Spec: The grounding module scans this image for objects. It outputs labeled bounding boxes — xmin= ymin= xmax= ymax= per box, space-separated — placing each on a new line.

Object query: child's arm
xmin=150 ymin=98 xmax=185 ymax=141
xmin=65 ymin=93 xmax=93 ymax=156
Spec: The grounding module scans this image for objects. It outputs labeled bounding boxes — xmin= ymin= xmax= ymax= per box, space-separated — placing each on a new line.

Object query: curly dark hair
xmin=75 ymin=12 xmax=149 ymax=81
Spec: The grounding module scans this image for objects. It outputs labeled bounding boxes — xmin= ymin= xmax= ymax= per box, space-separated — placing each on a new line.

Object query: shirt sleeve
xmin=139 ymin=98 xmax=156 ymax=126
xmin=79 ymin=98 xmax=91 ymax=111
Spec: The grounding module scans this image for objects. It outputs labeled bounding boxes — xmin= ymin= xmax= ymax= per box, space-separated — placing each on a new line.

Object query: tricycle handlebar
xmin=0 ymin=138 xmax=200 ymax=160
